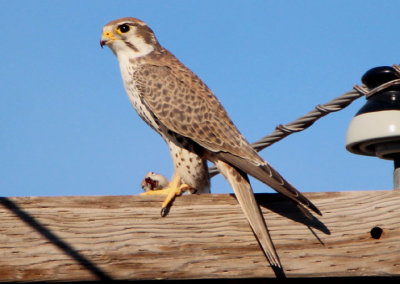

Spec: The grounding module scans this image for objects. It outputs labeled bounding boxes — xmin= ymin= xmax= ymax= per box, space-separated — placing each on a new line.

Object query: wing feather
xmin=217 ymin=152 xmax=321 ymax=215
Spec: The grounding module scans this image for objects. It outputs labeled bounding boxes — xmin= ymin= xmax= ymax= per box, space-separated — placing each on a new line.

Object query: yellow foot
xmin=140 ymin=174 xmax=192 ymax=217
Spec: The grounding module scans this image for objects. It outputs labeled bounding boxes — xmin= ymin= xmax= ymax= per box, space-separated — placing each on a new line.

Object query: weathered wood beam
xmin=0 ymin=191 xmax=399 ymax=282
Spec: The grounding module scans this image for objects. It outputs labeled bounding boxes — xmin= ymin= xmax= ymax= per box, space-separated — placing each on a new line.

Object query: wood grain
xmin=0 ymin=191 xmax=399 ymax=281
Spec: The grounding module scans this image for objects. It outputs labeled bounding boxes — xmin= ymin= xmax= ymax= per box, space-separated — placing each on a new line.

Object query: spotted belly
xmin=167 ymin=139 xmax=210 ymax=194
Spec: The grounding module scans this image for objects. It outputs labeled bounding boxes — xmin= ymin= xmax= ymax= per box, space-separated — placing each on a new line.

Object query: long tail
xmin=213 ymin=159 xmax=282 ymax=268
xmin=217 ymin=152 xmax=321 ymax=216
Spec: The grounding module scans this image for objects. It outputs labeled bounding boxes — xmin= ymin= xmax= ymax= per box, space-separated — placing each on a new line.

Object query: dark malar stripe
xmin=125 ymin=41 xmax=139 ymax=52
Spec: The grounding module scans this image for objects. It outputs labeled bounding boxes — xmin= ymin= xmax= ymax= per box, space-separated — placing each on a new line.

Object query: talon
xmin=140 ymin=173 xmax=194 ymax=215
xmin=160 ymin=207 xmax=169 ymax=217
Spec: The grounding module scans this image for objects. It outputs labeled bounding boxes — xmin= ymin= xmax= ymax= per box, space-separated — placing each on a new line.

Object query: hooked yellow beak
xmin=100 ymin=31 xmax=117 ymax=48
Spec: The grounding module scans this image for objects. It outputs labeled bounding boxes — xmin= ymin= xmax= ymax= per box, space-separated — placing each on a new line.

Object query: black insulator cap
xmin=356 ymin=66 xmax=400 ymax=116
xmin=362 ymin=66 xmax=399 ymax=89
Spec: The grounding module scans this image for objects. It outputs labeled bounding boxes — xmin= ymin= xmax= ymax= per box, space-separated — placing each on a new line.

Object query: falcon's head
xmin=100 ymin=17 xmax=161 ymax=59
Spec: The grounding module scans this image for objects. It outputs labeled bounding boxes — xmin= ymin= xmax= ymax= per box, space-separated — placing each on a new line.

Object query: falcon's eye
xmin=118 ymin=24 xmax=131 ymax=34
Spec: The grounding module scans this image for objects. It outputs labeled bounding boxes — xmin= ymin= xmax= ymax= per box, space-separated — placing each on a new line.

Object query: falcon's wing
xmin=134 ymin=58 xmax=264 ymax=165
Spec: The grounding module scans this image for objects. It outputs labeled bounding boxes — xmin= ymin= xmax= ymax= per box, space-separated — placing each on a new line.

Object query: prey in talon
xmin=141 ymin=172 xmax=199 ymax=216
xmin=141 ymin=171 xmax=169 ymax=192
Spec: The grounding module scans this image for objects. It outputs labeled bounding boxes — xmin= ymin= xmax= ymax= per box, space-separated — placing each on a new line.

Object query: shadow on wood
xmin=0 ymin=197 xmax=113 ymax=281
xmin=244 ymin=193 xmax=331 ymax=236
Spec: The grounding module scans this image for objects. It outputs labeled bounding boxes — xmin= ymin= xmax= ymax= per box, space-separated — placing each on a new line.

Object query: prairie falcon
xmin=100 ymin=17 xmax=321 ymax=268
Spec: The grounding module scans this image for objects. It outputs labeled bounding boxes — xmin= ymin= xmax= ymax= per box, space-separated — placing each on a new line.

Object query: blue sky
xmin=1 ymin=0 xmax=399 ymax=197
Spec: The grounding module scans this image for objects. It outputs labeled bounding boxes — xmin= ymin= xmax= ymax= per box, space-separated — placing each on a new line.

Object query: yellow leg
xmin=140 ymin=174 xmax=192 ymax=216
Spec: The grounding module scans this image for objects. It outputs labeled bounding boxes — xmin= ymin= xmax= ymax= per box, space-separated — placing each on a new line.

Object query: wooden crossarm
xmin=0 ymin=191 xmax=399 ymax=281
